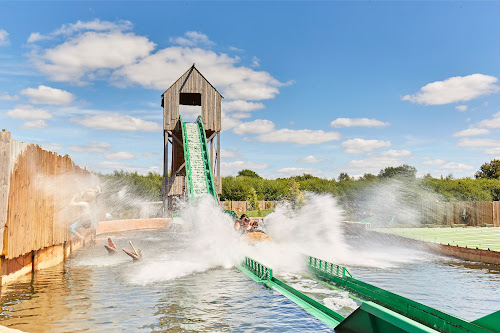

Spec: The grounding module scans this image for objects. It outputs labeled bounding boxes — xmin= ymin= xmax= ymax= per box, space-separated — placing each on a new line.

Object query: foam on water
xmin=110 ymin=192 xmax=429 ymax=285
xmin=124 ymin=195 xmax=253 ymax=285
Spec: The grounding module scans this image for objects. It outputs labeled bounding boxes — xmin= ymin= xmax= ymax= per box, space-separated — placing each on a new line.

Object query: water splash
xmin=125 ymin=195 xmax=251 ymax=285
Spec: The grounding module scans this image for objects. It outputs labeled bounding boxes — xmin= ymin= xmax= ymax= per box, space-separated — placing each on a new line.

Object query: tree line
xmin=97 ymin=159 xmax=500 ymax=203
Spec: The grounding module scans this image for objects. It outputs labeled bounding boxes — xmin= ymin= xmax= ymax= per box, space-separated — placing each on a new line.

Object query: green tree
xmin=338 ymin=173 xmax=351 ymax=181
xmin=246 ymin=187 xmax=261 ymax=214
xmin=237 ymin=169 xmax=262 ymax=178
xmin=475 ymin=159 xmax=500 ymax=179
xmin=379 ymin=165 xmax=417 ymax=179
xmin=286 ymin=179 xmax=305 ymax=208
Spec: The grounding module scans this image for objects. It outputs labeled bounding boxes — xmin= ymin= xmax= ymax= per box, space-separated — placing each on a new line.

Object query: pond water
xmin=1 ymin=195 xmax=499 ymax=332
xmin=0 ymin=229 xmax=498 ymax=332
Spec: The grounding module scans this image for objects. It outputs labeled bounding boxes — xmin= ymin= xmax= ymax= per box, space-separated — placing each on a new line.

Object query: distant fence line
xmin=418 ymin=201 xmax=500 ymax=227
xmin=221 ymin=201 xmax=279 ymax=213
xmin=221 ymin=200 xmax=500 ymax=226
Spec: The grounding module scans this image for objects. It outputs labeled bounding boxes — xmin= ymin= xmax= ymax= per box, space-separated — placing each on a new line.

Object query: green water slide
xmin=238 ymin=256 xmax=499 ymax=333
xmin=179 ymin=115 xmax=218 ymax=202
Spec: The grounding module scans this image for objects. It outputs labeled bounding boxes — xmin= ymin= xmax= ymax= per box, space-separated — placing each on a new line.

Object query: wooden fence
xmin=221 ymin=201 xmax=279 ymax=213
xmin=418 ymin=201 xmax=500 ymax=226
xmin=221 ymin=198 xmax=500 ymax=226
xmin=0 ymin=130 xmax=96 ymax=259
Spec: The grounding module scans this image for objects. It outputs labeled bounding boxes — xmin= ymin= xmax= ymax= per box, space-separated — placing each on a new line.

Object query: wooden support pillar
xmin=163 ymin=130 xmax=169 ymax=215
xmin=210 ymin=137 xmax=214 ymax=173
xmin=216 ymin=132 xmax=221 ymax=198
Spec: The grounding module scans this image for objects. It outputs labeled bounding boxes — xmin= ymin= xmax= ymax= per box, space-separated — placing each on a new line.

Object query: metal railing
xmin=179 ymin=115 xmax=194 ymax=200
xmin=243 ymin=257 xmax=273 ymax=280
xmin=308 ymin=256 xmax=352 ymax=278
xmin=195 ymin=116 xmax=218 ymax=201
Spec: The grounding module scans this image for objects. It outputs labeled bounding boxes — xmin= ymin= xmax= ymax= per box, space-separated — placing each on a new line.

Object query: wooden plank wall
xmin=493 ymin=201 xmax=500 ymax=226
xmin=2 ymin=135 xmax=91 ymax=259
xmin=221 ymin=201 xmax=279 ymax=212
xmin=420 ymin=201 xmax=499 ymax=226
xmin=167 ymin=176 xmax=185 ymax=196
xmin=163 ymin=66 xmax=222 ymax=132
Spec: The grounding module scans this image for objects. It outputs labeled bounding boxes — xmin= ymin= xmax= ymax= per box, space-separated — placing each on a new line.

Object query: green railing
xmin=307 ymin=256 xmax=493 ymax=333
xmin=308 ymin=256 xmax=352 ymax=278
xmin=242 ymin=256 xmax=273 ymax=280
xmin=225 ymin=210 xmax=239 ymax=220
xmin=195 ymin=116 xmax=218 ymax=201
xmin=179 ymin=115 xmax=194 ymax=201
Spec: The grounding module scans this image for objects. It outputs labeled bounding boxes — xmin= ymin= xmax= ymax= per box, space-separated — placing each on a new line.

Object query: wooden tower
xmin=161 ymin=65 xmax=222 ymax=214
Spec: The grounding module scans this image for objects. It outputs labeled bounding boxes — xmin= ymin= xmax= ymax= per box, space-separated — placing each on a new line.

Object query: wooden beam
xmin=167 ymin=131 xmax=183 ymax=146
xmin=207 ymin=132 xmax=216 ymax=142
xmin=163 ymin=131 xmax=170 ymax=213
xmin=210 ymin=139 xmax=214 ymax=174
xmin=172 ymin=162 xmax=185 ymax=177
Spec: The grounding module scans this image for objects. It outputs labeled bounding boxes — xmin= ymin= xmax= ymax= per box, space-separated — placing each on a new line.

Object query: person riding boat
xmin=234 ymin=214 xmax=252 ymax=233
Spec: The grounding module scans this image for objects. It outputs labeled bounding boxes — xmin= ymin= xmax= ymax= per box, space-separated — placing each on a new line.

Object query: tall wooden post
xmin=163 ymin=130 xmax=169 ymax=215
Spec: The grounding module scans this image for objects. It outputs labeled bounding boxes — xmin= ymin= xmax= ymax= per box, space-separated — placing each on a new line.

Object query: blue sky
xmin=1 ymin=1 xmax=500 ymax=179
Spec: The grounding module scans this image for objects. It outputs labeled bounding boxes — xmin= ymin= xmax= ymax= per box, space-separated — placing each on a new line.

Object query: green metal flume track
xmin=238 ymin=256 xmax=499 ymax=333
xmin=180 ymin=115 xmax=218 ymax=202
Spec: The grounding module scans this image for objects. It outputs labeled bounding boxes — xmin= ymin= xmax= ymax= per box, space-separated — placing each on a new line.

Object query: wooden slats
xmin=163 ymin=66 xmax=222 ymax=132
xmin=421 ymin=201 xmax=500 ymax=226
xmin=2 ymin=138 xmax=91 ymax=259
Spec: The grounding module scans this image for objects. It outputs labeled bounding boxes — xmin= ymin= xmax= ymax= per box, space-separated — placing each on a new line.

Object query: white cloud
xmin=170 ymin=31 xmax=214 ymax=47
xmin=221 ymin=114 xmax=242 ymax=131
xmin=456 ymin=138 xmax=500 ymax=147
xmin=232 ymin=112 xmax=251 ymax=119
xmin=28 ymin=19 xmax=133 ymax=44
xmin=69 ymin=142 xmax=111 ymax=153
xmin=179 ymin=105 xmax=201 ymax=120
xmin=20 ymin=120 xmax=48 ymax=129
xmin=453 ymin=128 xmax=490 ymax=137
xmin=0 ymin=29 xmax=9 ymax=46
xmin=277 ymin=167 xmax=321 ymax=177
xmin=422 ymin=159 xmax=446 ymax=166
xmin=41 ymin=143 xmax=62 ymax=152
xmin=376 ymin=150 xmax=411 ymax=157
xmin=484 ymin=147 xmax=500 ymax=155
xmin=222 ymin=100 xmax=265 ymax=112
xmin=31 ymin=31 xmax=155 ymax=83
xmin=105 ymin=152 xmax=135 ymax=160
xmin=330 ymin=118 xmax=389 ymax=128
xmin=21 ymin=85 xmax=74 ymax=105
xmin=343 ymin=157 xmax=402 ymax=175
xmin=54 ymin=19 xmax=133 ymax=35
xmin=31 ymin=23 xmax=287 ymax=102
xmin=298 ymin=155 xmax=324 ymax=163
xmin=221 ymin=148 xmax=240 ymax=160
xmin=233 ymin=119 xmax=275 ymax=135
xmin=90 ymin=161 xmax=159 ymax=175
xmin=0 ymin=92 xmax=19 ymax=101
xmin=439 ymin=162 xmax=474 ymax=173
xmin=229 ymin=46 xmax=243 ymax=52
xmin=477 ymin=111 xmax=500 ymax=128
xmin=143 ymin=152 xmax=158 ymax=157
xmin=72 ymin=113 xmax=162 ymax=132
xmin=253 ymin=129 xmax=341 ymax=145
xmin=341 ymin=138 xmax=391 ymax=154
xmin=6 ymin=105 xmax=53 ymax=120
xmin=113 ymin=46 xmax=285 ymax=101
xmin=251 ymin=56 xmax=260 ymax=68
xmin=27 ymin=32 xmax=52 ymax=43
xmin=455 ymin=105 xmax=468 ymax=112
xmin=402 ymin=74 xmax=500 ymax=105
xmin=221 ymin=160 xmax=269 ymax=176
